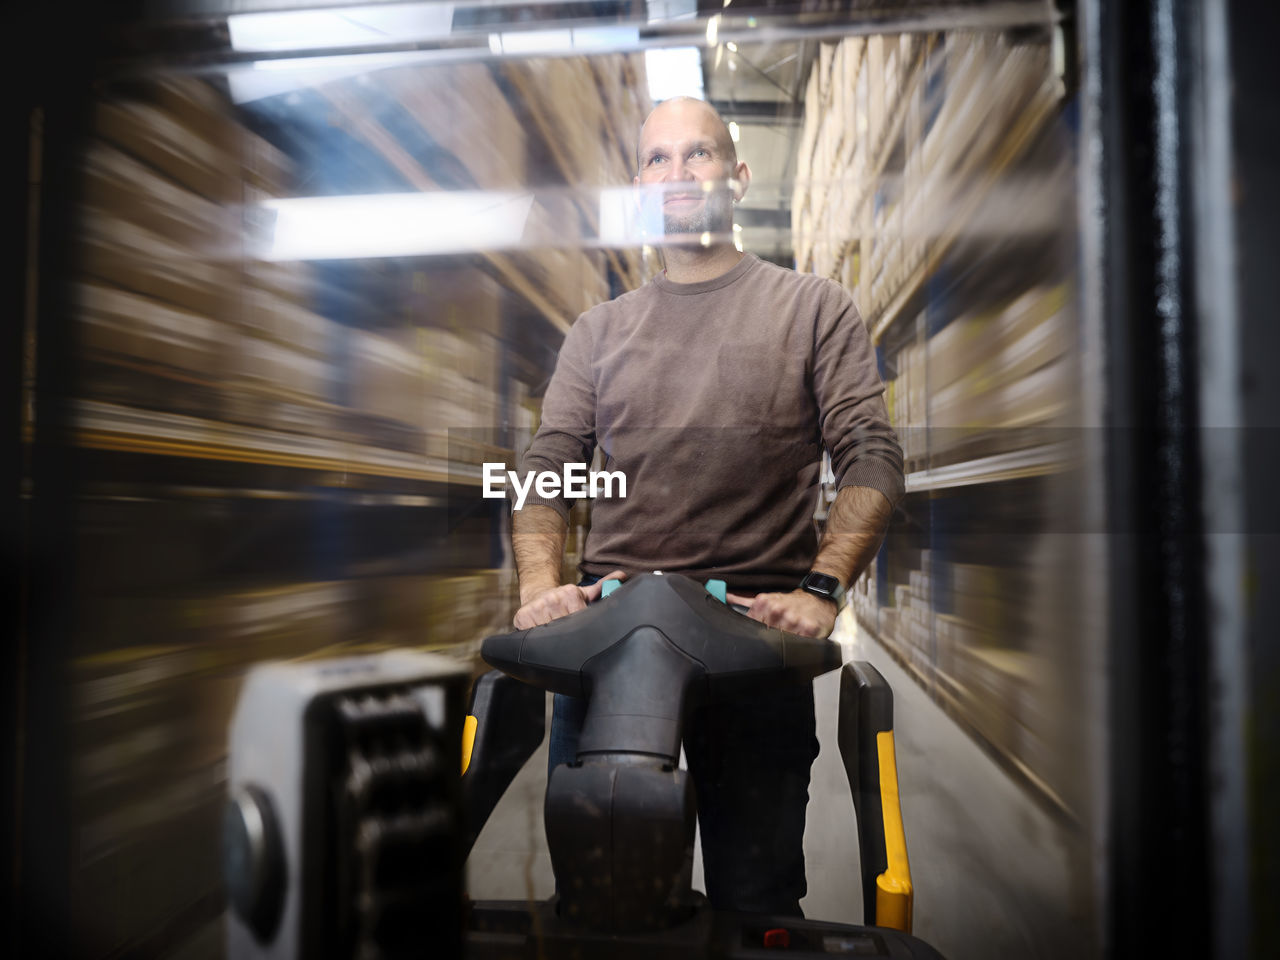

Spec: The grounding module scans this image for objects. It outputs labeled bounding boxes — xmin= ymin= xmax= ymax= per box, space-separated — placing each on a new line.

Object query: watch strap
xmin=799 ymin=571 xmax=845 ymax=608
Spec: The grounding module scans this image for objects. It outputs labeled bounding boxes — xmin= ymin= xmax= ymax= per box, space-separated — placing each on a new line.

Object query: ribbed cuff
xmin=514 ymin=493 xmax=571 ymax=523
xmin=836 ymin=457 xmax=906 ymax=508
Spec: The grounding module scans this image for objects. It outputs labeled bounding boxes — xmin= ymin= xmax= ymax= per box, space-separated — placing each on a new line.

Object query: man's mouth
xmin=664 ymin=194 xmax=701 ymax=207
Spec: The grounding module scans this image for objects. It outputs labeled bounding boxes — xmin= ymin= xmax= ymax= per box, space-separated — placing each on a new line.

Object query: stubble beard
xmin=659 ymin=183 xmax=735 ymax=241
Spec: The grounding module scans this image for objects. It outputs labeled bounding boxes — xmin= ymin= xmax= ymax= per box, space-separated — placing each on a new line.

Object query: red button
xmin=763 ymin=927 xmax=791 ymax=948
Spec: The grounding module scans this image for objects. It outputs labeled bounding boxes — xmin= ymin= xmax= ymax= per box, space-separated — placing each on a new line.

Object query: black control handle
xmin=482 ymin=573 xmax=841 ymax=702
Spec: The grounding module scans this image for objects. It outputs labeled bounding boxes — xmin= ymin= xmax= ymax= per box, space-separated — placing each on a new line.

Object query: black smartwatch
xmin=799 ymin=571 xmax=845 ymax=608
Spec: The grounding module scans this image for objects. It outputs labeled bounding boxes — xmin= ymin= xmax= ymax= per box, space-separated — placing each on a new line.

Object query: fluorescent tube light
xmin=228 ymin=3 xmax=456 ymax=53
xmin=488 ymin=25 xmax=638 ymax=56
xmin=262 ymin=191 xmax=535 ymax=261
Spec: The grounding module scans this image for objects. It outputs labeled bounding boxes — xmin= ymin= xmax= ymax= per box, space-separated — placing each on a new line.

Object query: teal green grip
xmin=704 ymin=579 xmax=727 ymax=603
xmin=601 ymin=579 xmax=621 ymax=598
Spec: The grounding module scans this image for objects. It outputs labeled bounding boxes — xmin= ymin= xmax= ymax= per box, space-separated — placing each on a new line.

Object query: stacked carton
xmin=923 ymin=285 xmax=1070 ymax=458
xmin=499 ymin=55 xmax=648 ymax=322
xmin=792 ymin=33 xmax=924 ymax=287
xmin=79 ymin=82 xmax=243 ymax=411
xmin=79 ymin=76 xmax=351 ymax=445
xmin=851 ymin=567 xmax=877 ymax=629
xmin=359 ymin=569 xmax=515 ymax=653
xmin=385 ymin=62 xmax=528 ymax=190
xmin=793 ymin=31 xmax=1054 ymax=324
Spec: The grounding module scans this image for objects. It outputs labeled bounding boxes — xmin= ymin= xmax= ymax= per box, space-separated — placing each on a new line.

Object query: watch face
xmin=804 ymin=572 xmax=841 ymax=596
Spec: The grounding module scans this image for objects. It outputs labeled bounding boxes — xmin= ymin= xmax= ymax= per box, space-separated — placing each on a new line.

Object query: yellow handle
xmin=874 ymin=730 xmax=913 ymax=932
xmin=461 ymin=715 xmax=478 ymax=775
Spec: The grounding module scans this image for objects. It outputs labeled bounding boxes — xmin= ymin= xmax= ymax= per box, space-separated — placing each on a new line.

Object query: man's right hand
xmin=513 ymin=570 xmax=627 ymax=630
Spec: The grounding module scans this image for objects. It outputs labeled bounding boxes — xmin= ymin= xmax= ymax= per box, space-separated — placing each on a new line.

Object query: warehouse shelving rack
xmin=794 ymin=26 xmax=1080 ymax=821
xmin=55 ymin=51 xmax=651 ymax=957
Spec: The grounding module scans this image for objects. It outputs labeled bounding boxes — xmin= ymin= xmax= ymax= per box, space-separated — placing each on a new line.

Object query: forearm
xmin=512 ymin=504 xmax=569 ymax=604
xmin=812 ymin=485 xmax=895 ymax=588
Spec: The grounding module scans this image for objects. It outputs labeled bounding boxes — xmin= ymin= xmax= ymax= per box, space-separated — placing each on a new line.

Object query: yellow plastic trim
xmin=461 ymin=715 xmax=478 ymax=775
xmin=874 ymin=730 xmax=914 ymax=933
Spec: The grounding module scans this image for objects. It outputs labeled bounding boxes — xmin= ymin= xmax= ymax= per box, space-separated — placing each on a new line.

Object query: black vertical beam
xmin=3 ymin=16 xmax=35 ymax=959
xmin=13 ymin=2 xmax=112 ymax=955
xmin=1228 ymin=2 xmax=1280 ymax=955
xmin=1086 ymin=0 xmax=1211 ymax=955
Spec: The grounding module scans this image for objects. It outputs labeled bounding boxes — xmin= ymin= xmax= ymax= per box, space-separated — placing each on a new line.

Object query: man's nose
xmin=665 ymin=156 xmax=686 ymax=181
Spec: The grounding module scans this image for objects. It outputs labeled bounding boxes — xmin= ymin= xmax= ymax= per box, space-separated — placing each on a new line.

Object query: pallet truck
xmin=462 ymin=572 xmax=943 ymax=958
xmin=222 ymin=572 xmax=945 ymax=958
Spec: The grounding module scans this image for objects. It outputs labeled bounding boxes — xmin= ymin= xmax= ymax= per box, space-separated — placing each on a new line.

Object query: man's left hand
xmin=724 ymin=589 xmax=838 ymax=640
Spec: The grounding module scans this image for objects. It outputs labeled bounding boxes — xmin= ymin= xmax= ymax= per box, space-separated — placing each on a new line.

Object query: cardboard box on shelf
xmin=879 ymin=606 xmax=900 ymax=643
xmin=1010 ymin=716 xmax=1051 ymax=772
xmin=233 ymin=327 xmax=337 ymax=404
xmin=590 ymin=58 xmax=650 ymax=181
xmin=953 ymin=643 xmax=1040 ymax=753
xmin=190 ymin=579 xmax=358 ymax=663
xmin=919 ymin=293 xmax=1066 ymax=430
xmin=78 ymin=283 xmax=230 ymax=376
xmin=988 ymin=286 xmax=1068 ymax=346
xmin=219 ymin=383 xmax=339 ymax=439
xmin=866 ymin=35 xmax=887 ymax=163
xmin=425 ymin=333 xmax=492 ymax=400
xmin=238 ymin=288 xmax=335 ymax=357
xmin=907 ymin=618 xmax=930 ymax=654
xmin=533 ymin=248 xmax=605 ymax=320
xmin=81 ymin=143 xmax=230 ymax=249
xmin=79 ymin=212 xmax=238 ymax=320
xmin=901 ymin=32 xmax=921 ymax=71
xmin=501 ymin=57 xmax=611 ymax=186
xmin=883 ymin=41 xmax=900 ymax=133
xmin=244 ymin=258 xmax=315 ymax=309
xmin=934 ymin=613 xmax=955 ymax=676
xmin=147 ymin=77 xmax=243 ymax=162
xmin=237 ymin=125 xmax=296 ymax=196
xmin=348 ymin=570 xmax=513 ymax=655
xmin=988 ymin=311 xmax=1071 ymax=397
xmin=949 ymin=595 xmax=1006 ymax=645
xmin=416 ymin=267 xmax=505 ymax=338
xmin=817 ymin=41 xmax=836 ymax=111
xmin=347 ymin=328 xmax=427 ymax=429
xmin=925 ymin=309 xmax=992 ymax=394
xmin=94 ymin=100 xmax=238 ymax=204
xmin=989 ymin=359 xmax=1069 ymax=428
xmin=385 ymin=62 xmax=527 ymax=190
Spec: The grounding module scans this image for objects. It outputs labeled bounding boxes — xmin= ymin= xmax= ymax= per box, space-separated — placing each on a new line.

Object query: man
xmin=510 ymin=97 xmax=903 ymax=915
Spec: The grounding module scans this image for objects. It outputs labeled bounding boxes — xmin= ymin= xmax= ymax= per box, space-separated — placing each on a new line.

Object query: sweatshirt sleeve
xmin=515 ymin=314 xmax=598 ymax=521
xmin=812 ymin=282 xmax=906 ymax=507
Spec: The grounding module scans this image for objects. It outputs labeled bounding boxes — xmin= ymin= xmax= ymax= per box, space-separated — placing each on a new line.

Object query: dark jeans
xmin=547 ymin=575 xmax=820 ymax=916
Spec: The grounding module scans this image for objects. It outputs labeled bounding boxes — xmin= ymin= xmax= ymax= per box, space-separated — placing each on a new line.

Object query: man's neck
xmin=660 ymin=243 xmax=745 ymax=284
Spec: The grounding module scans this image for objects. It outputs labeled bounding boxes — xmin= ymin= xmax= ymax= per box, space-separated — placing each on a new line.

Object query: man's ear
xmin=732 ymin=159 xmax=752 ymax=203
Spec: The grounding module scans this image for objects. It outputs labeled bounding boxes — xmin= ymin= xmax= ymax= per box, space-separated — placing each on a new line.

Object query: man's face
xmin=634 ymin=100 xmax=749 ymax=240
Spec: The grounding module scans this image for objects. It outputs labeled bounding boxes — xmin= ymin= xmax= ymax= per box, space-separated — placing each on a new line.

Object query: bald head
xmin=633 ymin=96 xmax=750 ymax=240
xmin=636 ymin=97 xmax=737 ymax=174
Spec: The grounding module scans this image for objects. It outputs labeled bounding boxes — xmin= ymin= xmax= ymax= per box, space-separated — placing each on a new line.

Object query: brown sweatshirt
xmin=518 ymin=253 xmax=904 ymax=593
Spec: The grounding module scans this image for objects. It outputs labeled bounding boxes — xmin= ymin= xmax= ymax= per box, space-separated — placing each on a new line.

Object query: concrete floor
xmin=466 ymin=610 xmax=1096 ymax=959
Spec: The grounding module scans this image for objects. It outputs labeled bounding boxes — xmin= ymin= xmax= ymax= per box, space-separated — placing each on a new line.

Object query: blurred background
xmin=7 ymin=1 xmax=1277 ymax=958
